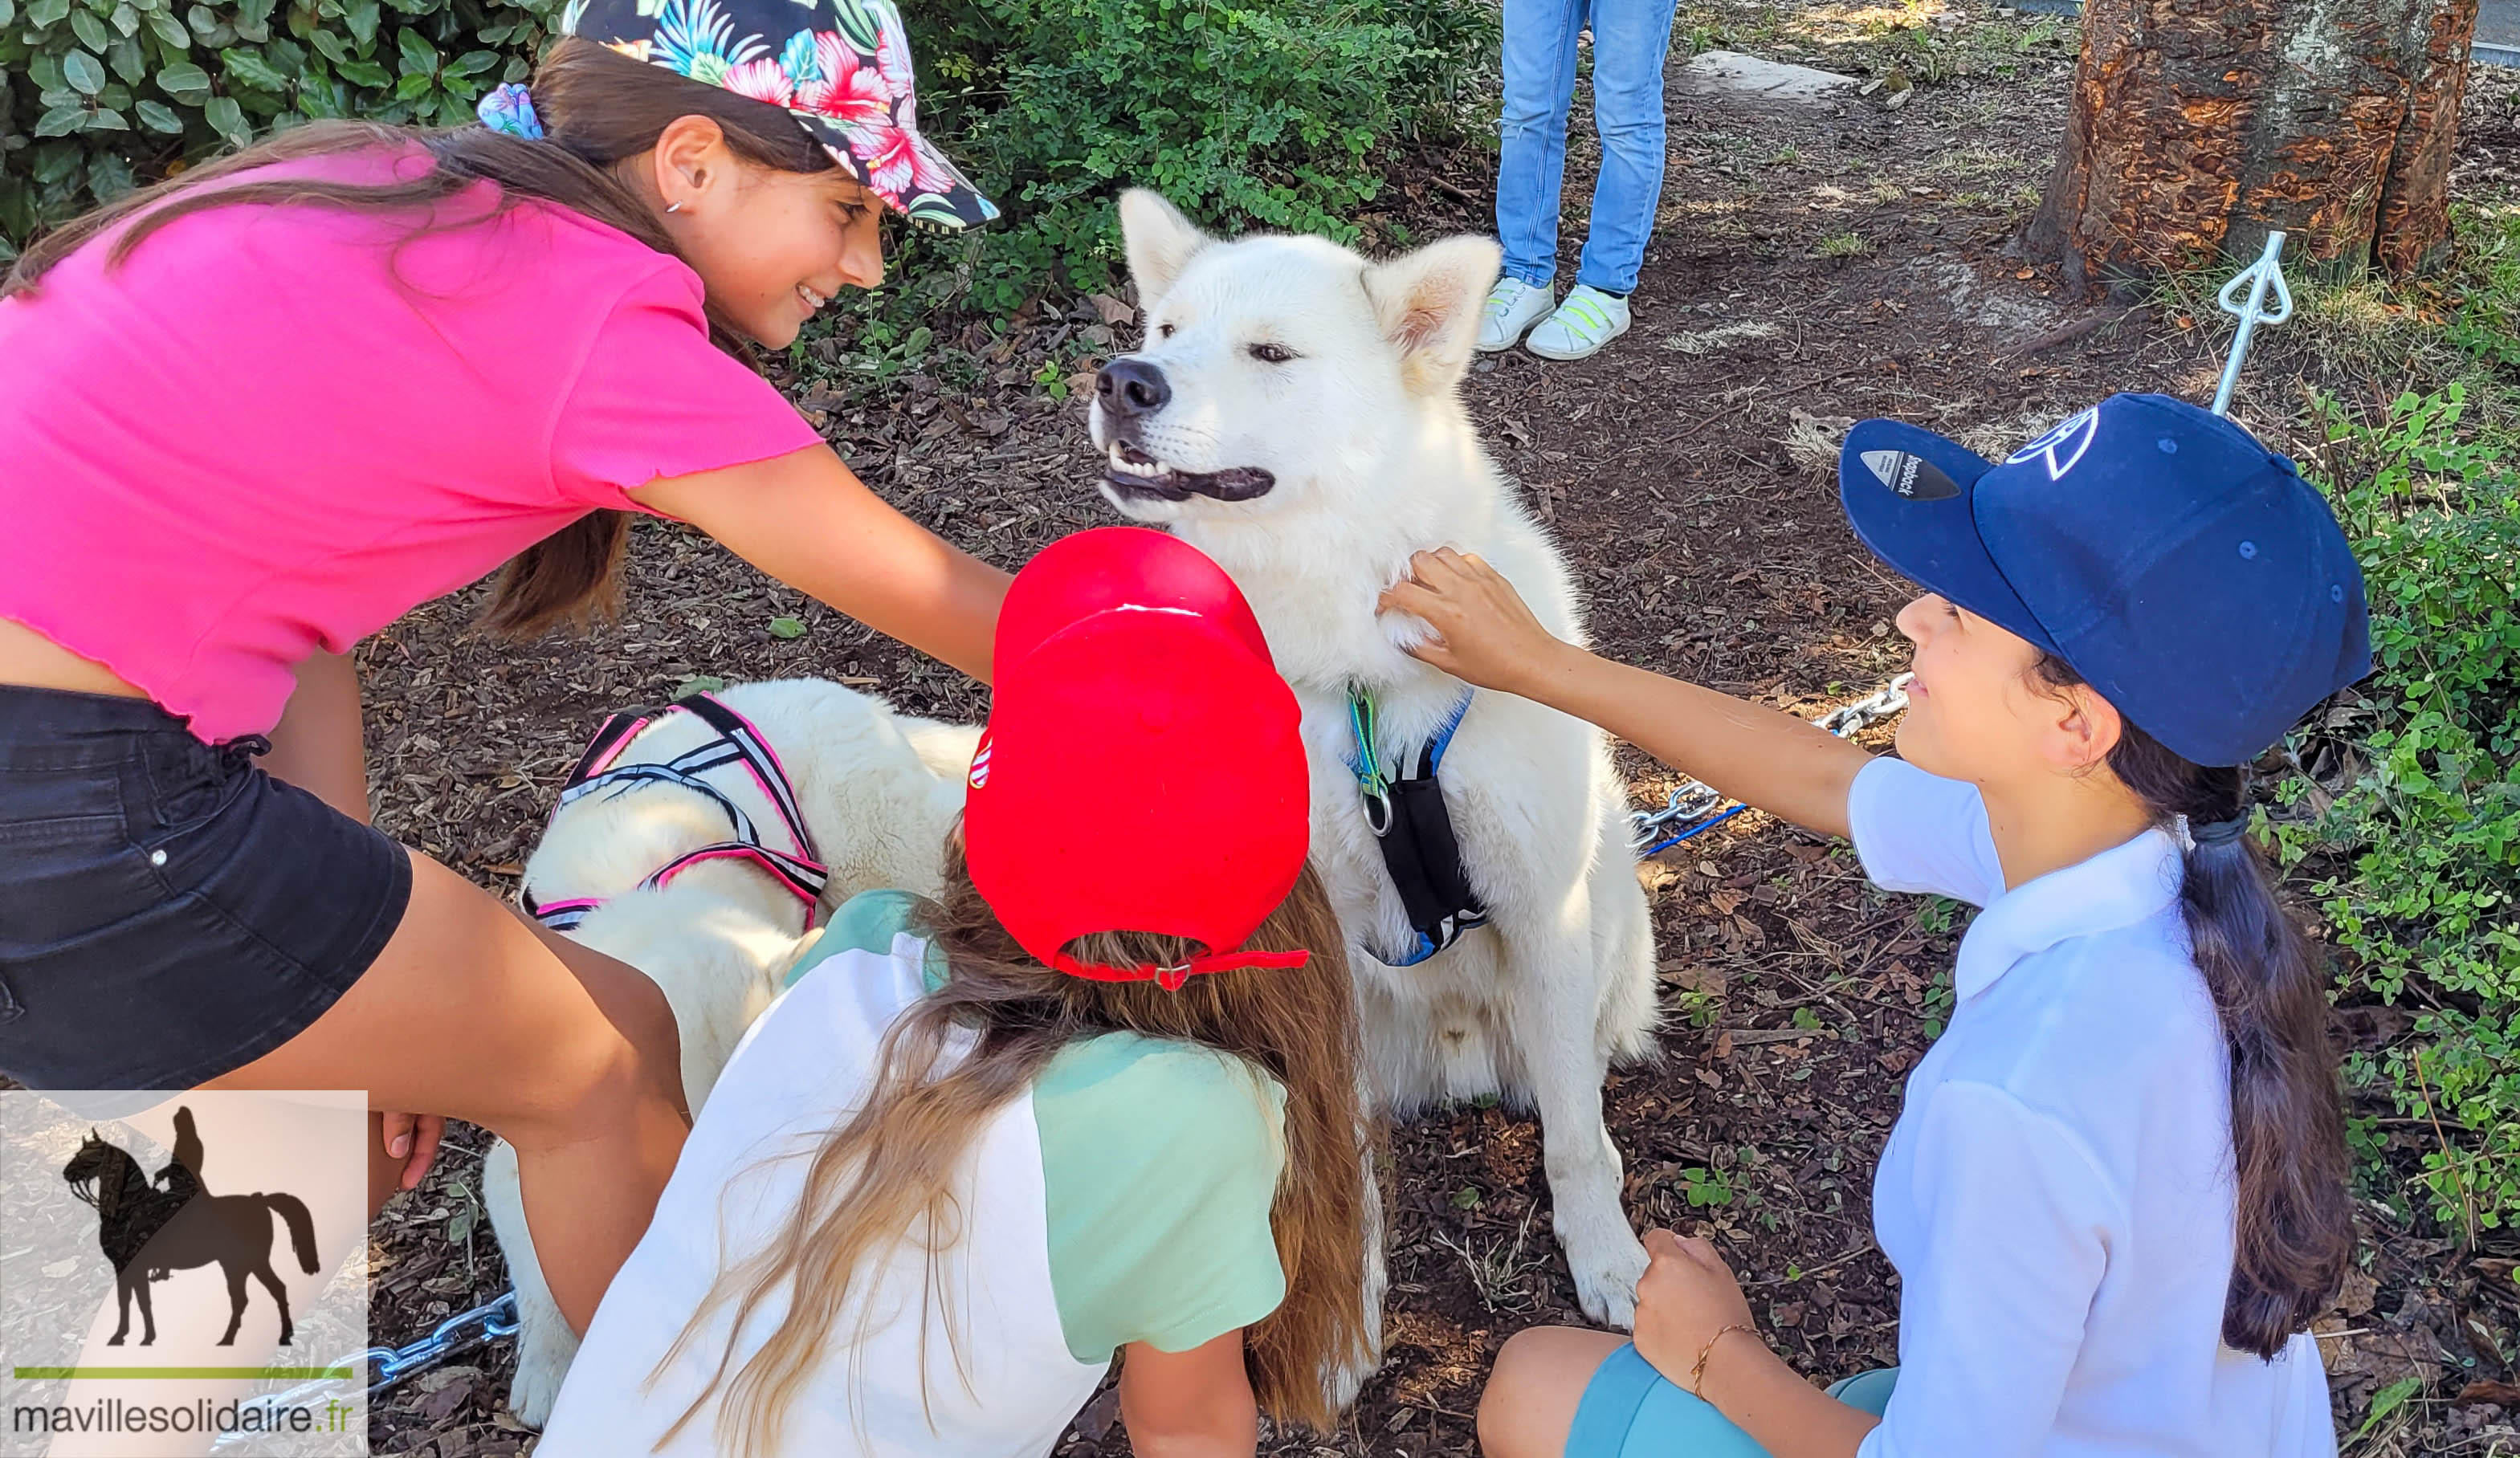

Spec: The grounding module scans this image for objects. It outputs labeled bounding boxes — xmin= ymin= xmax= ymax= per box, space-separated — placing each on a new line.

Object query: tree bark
xmin=2025 ymin=0 xmax=2480 ymax=294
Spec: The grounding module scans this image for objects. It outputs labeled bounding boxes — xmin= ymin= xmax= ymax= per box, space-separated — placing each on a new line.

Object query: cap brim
xmin=996 ymin=527 xmax=1275 ymax=679
xmin=799 ymin=120 xmax=997 ymax=232
xmin=1837 ymin=420 xmax=2057 ymax=654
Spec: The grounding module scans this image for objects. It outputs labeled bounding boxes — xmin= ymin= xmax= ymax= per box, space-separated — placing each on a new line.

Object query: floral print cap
xmin=561 ymin=0 xmax=998 ymax=230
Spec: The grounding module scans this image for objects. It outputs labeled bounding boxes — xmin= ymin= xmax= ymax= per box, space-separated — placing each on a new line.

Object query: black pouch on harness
xmin=1360 ymin=721 xmax=1488 ymax=966
xmin=1380 ymin=774 xmax=1482 ymax=940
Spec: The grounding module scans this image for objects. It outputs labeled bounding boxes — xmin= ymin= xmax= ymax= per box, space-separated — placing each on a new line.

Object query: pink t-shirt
xmin=0 ymin=149 xmax=824 ymax=743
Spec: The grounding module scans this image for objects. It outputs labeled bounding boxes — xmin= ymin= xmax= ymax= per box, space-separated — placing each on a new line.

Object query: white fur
xmin=486 ymin=679 xmax=977 ymax=1425
xmin=1091 ymin=190 xmax=1661 ymax=1326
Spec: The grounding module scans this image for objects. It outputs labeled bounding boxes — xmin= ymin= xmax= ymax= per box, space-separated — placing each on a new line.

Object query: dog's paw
xmin=505 ymin=1322 xmax=576 ymax=1430
xmin=1320 ymin=1151 xmax=1390 ymax=1413
xmin=1566 ymin=1225 xmax=1649 ymax=1331
xmin=1322 ymin=1264 xmax=1387 ymax=1410
xmin=1322 ymin=1342 xmax=1384 ymax=1413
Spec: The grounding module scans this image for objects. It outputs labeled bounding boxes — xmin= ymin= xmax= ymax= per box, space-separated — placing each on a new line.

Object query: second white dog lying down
xmin=483 ymin=678 xmax=978 ymax=1427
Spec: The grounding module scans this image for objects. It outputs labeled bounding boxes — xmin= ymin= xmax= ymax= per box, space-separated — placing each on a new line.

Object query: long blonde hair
xmin=653 ymin=844 xmax=1378 ymax=1454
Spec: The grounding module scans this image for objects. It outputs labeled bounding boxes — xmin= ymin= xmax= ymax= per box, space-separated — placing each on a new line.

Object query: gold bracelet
xmin=1687 ymin=1322 xmax=1758 ymax=1399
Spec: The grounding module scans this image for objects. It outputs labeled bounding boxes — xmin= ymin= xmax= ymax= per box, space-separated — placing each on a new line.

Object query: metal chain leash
xmin=1810 ymin=675 xmax=1919 ymax=739
xmin=208 ymin=1290 xmax=520 ymax=1451
xmin=1630 ymin=674 xmax=1914 ymax=859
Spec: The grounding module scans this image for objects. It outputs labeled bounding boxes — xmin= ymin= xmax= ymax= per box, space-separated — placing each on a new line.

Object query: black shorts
xmin=0 ymin=685 xmax=411 ymax=1091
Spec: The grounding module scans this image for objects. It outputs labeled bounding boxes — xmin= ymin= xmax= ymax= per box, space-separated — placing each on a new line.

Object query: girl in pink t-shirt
xmin=0 ymin=0 xmax=1005 ymax=1340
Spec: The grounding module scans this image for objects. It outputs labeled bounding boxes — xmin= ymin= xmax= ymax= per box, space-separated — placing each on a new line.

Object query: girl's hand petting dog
xmin=1380 ymin=548 xmax=1571 ymax=695
xmin=1631 ymin=1228 xmax=1760 ymax=1392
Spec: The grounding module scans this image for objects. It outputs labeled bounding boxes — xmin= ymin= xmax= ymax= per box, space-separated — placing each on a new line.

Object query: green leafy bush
xmin=0 ymin=0 xmax=557 ymax=253
xmin=8 ymin=0 xmax=1493 ymax=299
xmin=878 ymin=0 xmax=1497 ymax=318
xmin=2447 ymin=203 xmax=2520 ymax=369
xmin=2274 ymin=382 xmax=2520 ymax=1232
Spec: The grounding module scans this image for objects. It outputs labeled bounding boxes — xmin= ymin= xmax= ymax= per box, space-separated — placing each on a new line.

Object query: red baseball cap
xmin=964 ymin=527 xmax=1315 ymax=990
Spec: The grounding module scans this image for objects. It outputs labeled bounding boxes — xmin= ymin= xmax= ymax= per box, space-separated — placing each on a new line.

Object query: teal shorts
xmin=1564 ymin=1344 xmax=1898 ymax=1458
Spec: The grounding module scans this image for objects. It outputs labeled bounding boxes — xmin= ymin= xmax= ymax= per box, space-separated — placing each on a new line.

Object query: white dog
xmin=484 ymin=678 xmax=977 ymax=1425
xmin=1086 ymin=190 xmax=1661 ymax=1325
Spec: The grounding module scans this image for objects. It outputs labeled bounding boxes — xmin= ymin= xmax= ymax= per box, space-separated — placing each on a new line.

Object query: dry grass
xmin=1661 ymin=319 xmax=1783 ymax=355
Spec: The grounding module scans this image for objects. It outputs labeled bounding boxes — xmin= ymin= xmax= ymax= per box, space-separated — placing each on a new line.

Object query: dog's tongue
xmin=1105 ymin=466 xmax=1194 ymax=502
xmin=1183 ymin=466 xmax=1276 ymax=502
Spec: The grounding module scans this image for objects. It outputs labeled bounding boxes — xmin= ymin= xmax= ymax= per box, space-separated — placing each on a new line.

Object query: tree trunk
xmin=2025 ymin=0 xmax=2480 ymax=293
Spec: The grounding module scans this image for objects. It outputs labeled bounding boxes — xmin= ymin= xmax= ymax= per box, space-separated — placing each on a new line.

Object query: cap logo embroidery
xmin=1861 ymin=450 xmax=1960 ymax=502
xmin=967 ymin=736 xmax=992 ymax=789
xmin=2005 ymin=405 xmax=2100 ymax=481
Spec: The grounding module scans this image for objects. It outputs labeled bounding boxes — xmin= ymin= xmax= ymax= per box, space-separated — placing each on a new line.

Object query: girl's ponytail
xmin=2037 ymin=656 xmax=2352 ymax=1358
xmin=2174 ymin=776 xmax=2355 ymax=1355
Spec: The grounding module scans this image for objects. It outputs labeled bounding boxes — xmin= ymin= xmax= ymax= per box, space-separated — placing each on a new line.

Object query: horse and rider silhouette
xmin=60 ymin=1106 xmax=319 ymax=1348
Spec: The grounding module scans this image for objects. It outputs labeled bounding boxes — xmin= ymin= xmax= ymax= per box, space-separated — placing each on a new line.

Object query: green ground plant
xmin=2268 ymin=210 xmax=2520 ymax=1236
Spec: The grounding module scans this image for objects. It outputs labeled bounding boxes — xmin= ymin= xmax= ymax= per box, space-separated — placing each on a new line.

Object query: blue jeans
xmin=1564 ymin=1344 xmax=1899 ymax=1457
xmin=1495 ymin=0 xmax=1682 ymax=296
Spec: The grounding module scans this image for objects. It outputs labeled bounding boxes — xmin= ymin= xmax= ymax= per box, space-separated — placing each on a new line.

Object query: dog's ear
xmin=1119 ymin=189 xmax=1212 ymax=307
xmin=1362 ymin=235 xmax=1503 ymax=394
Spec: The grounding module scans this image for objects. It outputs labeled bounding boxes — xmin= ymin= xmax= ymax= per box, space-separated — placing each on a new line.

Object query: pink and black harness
xmin=522 ymin=692 xmax=828 ymax=933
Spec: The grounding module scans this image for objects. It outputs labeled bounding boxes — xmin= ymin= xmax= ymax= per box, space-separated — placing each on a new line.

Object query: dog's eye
xmin=1247 ymin=342 xmax=1297 ymax=364
xmin=1156 ymin=323 xmax=1176 ymax=340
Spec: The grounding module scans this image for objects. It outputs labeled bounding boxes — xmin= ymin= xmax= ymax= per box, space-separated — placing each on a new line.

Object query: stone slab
xmin=1677 ymin=50 xmax=1861 ymax=104
xmin=2481 ymin=0 xmax=2520 ymax=66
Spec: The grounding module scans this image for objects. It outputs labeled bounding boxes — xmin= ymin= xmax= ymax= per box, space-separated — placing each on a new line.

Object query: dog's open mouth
xmin=1103 ymin=441 xmax=1277 ymax=502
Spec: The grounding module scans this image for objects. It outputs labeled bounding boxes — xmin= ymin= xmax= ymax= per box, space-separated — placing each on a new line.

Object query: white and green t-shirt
xmin=536 ymin=890 xmax=1290 ymax=1458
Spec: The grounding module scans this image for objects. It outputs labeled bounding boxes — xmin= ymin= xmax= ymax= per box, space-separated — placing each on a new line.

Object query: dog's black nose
xmin=1096 ymin=357 xmax=1171 ymax=417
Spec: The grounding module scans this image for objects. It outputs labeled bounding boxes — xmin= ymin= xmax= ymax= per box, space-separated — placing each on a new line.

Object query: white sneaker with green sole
xmin=1524 ymin=284 xmax=1631 ymax=360
xmin=1477 ymin=277 xmax=1556 ymax=353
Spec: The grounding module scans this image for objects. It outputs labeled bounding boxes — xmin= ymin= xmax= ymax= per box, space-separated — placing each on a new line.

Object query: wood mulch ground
xmin=359 ymin=5 xmax=2520 ymax=1453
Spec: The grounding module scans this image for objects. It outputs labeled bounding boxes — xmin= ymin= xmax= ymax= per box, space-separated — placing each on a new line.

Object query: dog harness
xmin=1346 ymin=686 xmax=1488 ymax=967
xmin=521 ymin=692 xmax=828 ymax=933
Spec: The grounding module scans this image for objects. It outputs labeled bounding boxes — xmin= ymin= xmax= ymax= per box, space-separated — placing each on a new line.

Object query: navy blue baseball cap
xmin=1837 ymin=393 xmax=2370 ymax=768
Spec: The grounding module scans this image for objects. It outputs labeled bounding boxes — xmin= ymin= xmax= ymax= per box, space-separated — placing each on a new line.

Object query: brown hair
xmin=654 ymin=844 xmax=1377 ymax=1456
xmin=3 ymin=39 xmax=835 ymax=637
xmin=2034 ymin=655 xmax=2352 ymax=1358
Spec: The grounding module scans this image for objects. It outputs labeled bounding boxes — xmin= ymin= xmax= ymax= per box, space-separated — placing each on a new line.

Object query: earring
xmin=666 ymin=201 xmax=684 ymax=215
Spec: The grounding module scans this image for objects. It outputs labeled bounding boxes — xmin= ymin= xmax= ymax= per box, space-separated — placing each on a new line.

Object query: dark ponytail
xmin=2035 ymin=656 xmax=2351 ymax=1358
xmin=3 ymin=39 xmax=834 ymax=637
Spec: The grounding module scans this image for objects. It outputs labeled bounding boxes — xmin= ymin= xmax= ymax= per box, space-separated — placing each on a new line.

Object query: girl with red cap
xmin=533 ymin=527 xmax=1379 ymax=1457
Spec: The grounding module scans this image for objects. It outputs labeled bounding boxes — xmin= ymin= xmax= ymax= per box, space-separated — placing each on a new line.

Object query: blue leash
xmin=1629 ymin=674 xmax=1914 ymax=860
xmin=1639 ymin=803 xmax=1749 ymax=859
